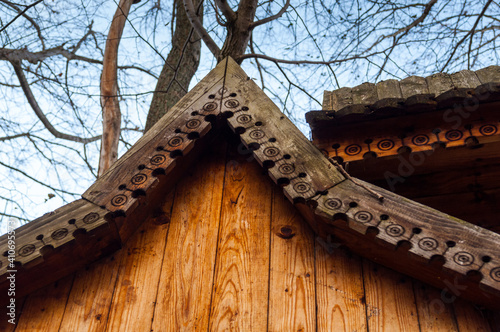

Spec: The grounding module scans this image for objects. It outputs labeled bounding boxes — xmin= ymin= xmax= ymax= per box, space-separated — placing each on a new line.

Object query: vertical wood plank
xmin=413 ymin=281 xmax=458 ymax=331
xmin=104 ymin=190 xmax=175 ymax=332
xmin=151 ymin=143 xmax=227 ymax=331
xmin=208 ymin=147 xmax=272 ymax=331
xmin=315 ymin=245 xmax=368 ymax=332
xmin=268 ymin=186 xmax=316 ymax=332
xmin=454 ymin=299 xmax=493 ymax=332
xmin=0 ymin=296 xmax=25 ymax=332
xmin=58 ymin=254 xmax=121 ymax=332
xmin=363 ymin=260 xmax=420 ymax=332
xmin=14 ymin=274 xmax=74 ymax=331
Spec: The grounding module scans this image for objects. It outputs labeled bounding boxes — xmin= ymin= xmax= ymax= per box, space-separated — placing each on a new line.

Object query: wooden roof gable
xmin=2 ymin=58 xmax=500 ymax=310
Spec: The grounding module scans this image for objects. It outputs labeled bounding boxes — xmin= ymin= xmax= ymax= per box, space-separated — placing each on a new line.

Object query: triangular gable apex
xmin=2 ymin=58 xmax=500 ymax=309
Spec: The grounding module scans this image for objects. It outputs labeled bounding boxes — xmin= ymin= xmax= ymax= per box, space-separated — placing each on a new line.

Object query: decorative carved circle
xmin=150 ymin=154 xmax=167 ymax=166
xmin=479 ymin=124 xmax=497 ymax=136
xmin=324 ymin=198 xmax=342 ymax=210
xmin=19 ymin=244 xmax=35 ymax=257
xmin=186 ymin=119 xmax=201 ymax=129
xmin=490 ymin=267 xmax=500 ymax=282
xmin=224 ymin=99 xmax=240 ymax=108
xmin=453 ymin=252 xmax=474 ymax=266
xmin=168 ymin=136 xmax=183 ymax=147
xmin=249 ymin=129 xmax=265 ymax=140
xmin=412 ymin=134 xmax=429 ymax=146
xmin=263 ymin=146 xmax=280 ymax=158
xmin=293 ymin=182 xmax=311 ymax=193
xmin=377 ymin=139 xmax=395 ymax=151
xmin=111 ymin=194 xmax=128 ymax=207
xmin=445 ymin=130 xmax=463 ymax=141
xmin=385 ymin=224 xmax=405 ymax=237
xmin=345 ymin=144 xmax=362 ymax=156
xmin=218 ymin=87 xmax=227 ymax=95
xmin=51 ymin=228 xmax=69 ymax=240
xmin=278 ymin=163 xmax=295 ymax=174
xmin=83 ymin=212 xmax=100 ymax=224
xmin=131 ymin=173 xmax=147 ymax=185
xmin=236 ymin=114 xmax=252 ymax=124
xmin=418 ymin=237 xmax=438 ymax=251
xmin=354 ymin=211 xmax=373 ymax=223
xmin=203 ymin=102 xmax=218 ymax=112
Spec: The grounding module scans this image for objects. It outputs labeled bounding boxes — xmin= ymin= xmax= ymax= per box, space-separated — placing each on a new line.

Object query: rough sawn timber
xmin=221 ymin=57 xmax=500 ymax=309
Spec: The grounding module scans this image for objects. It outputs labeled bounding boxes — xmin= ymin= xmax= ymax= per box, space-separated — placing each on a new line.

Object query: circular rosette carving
xmin=168 ymin=136 xmax=183 ymax=147
xmin=203 ymin=102 xmax=218 ymax=112
xmin=490 ymin=267 xmax=500 ymax=282
xmin=345 ymin=144 xmax=361 ymax=156
xmin=249 ymin=129 xmax=265 ymax=140
xmin=263 ymin=146 xmax=280 ymax=158
xmin=236 ymin=114 xmax=252 ymax=124
xmin=445 ymin=130 xmax=463 ymax=141
xmin=418 ymin=237 xmax=438 ymax=251
xmin=354 ymin=211 xmax=373 ymax=223
xmin=453 ymin=252 xmax=474 ymax=266
xmin=224 ymin=99 xmax=240 ymax=109
xmin=278 ymin=163 xmax=295 ymax=174
xmin=51 ymin=228 xmax=69 ymax=240
xmin=479 ymin=124 xmax=497 ymax=136
xmin=186 ymin=119 xmax=201 ymax=129
xmin=293 ymin=182 xmax=311 ymax=194
xmin=412 ymin=134 xmax=429 ymax=146
xmin=83 ymin=212 xmax=100 ymax=224
xmin=131 ymin=173 xmax=147 ymax=185
xmin=385 ymin=224 xmax=405 ymax=237
xmin=19 ymin=244 xmax=36 ymax=257
xmin=324 ymin=198 xmax=342 ymax=210
xmin=150 ymin=154 xmax=167 ymax=166
xmin=377 ymin=139 xmax=395 ymax=151
xmin=111 ymin=194 xmax=128 ymax=207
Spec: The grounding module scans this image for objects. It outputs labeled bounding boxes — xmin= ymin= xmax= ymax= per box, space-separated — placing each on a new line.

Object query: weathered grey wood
xmin=451 ymin=70 xmax=481 ymax=89
xmin=0 ymin=199 xmax=120 ymax=303
xmin=475 ymin=65 xmax=500 ymax=84
xmin=426 ymin=73 xmax=454 ymax=97
xmin=376 ymin=79 xmax=402 ymax=99
xmin=324 ymin=87 xmax=353 ymax=111
xmin=222 ymin=57 xmax=500 ymax=309
xmin=352 ymin=82 xmax=377 ymax=105
xmin=399 ymin=76 xmax=429 ymax=98
xmin=83 ymin=60 xmax=228 ymax=214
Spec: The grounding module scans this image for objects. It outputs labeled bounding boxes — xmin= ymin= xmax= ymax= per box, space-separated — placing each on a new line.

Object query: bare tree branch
xmin=250 ymin=0 xmax=290 ymax=29
xmin=10 ymin=61 xmax=101 ymax=144
xmin=215 ymin=0 xmax=236 ymax=23
xmin=0 ymin=0 xmax=45 ymax=48
xmin=98 ymin=0 xmax=135 ymax=176
xmin=183 ymin=0 xmax=221 ymax=58
xmin=0 ymin=0 xmax=43 ymax=34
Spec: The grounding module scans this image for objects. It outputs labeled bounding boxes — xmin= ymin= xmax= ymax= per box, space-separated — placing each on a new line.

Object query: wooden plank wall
xmin=4 ymin=139 xmax=496 ymax=332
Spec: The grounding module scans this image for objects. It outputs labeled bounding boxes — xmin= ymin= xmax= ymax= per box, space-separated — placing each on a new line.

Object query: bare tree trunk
xmin=144 ymin=0 xmax=202 ymax=132
xmin=98 ymin=0 xmax=134 ymax=177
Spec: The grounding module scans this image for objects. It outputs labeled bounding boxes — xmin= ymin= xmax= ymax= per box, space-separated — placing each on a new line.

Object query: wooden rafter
xmin=1 ymin=58 xmax=500 ymax=309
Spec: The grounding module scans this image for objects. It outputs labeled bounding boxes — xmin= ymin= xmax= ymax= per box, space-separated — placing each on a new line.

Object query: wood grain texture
xmin=363 ymin=260 xmax=420 ymax=332
xmin=223 ymin=57 xmax=345 ymax=202
xmin=315 ymin=245 xmax=368 ymax=331
xmin=268 ymin=186 xmax=316 ymax=332
xmin=83 ymin=58 xmax=228 ymax=215
xmin=454 ymin=298 xmax=493 ymax=332
xmin=151 ymin=143 xmax=226 ymax=332
xmin=208 ymin=145 xmax=272 ymax=331
xmin=104 ymin=189 xmax=174 ymax=332
xmin=376 ymin=79 xmax=402 ymax=99
xmin=0 ymin=199 xmax=120 ymax=304
xmin=14 ymin=274 xmax=74 ymax=331
xmin=412 ymin=281 xmax=458 ymax=332
xmin=58 ymin=254 xmax=121 ymax=332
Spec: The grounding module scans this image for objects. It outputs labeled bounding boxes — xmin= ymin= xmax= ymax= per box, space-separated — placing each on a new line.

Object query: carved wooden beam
xmin=221 ymin=58 xmax=500 ymax=309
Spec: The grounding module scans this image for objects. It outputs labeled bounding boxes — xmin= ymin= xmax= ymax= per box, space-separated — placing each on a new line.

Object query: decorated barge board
xmin=1 ymin=58 xmax=499 ymax=331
